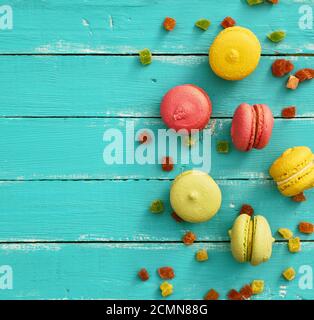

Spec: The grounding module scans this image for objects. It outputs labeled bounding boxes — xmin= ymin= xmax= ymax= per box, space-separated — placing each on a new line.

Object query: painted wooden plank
xmin=0 ymin=118 xmax=313 ymax=180
xmin=0 ymin=242 xmax=313 ymax=299
xmin=1 ymin=0 xmax=313 ymax=54
xmin=0 ymin=180 xmax=313 ymax=242
xmin=0 ymin=55 xmax=313 ymax=117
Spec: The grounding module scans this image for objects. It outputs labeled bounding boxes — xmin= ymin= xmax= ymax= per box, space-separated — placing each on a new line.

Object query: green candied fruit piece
xmin=247 ymin=0 xmax=264 ymax=5
xmin=195 ymin=19 xmax=211 ymax=31
xmin=267 ymin=30 xmax=286 ymax=43
xmin=150 ymin=199 xmax=164 ymax=214
xmin=139 ymin=48 xmax=152 ymax=65
xmin=216 ymin=141 xmax=230 ymax=154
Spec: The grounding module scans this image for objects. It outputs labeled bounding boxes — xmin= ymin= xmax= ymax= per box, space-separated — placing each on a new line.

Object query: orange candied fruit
xmin=163 ymin=17 xmax=176 ymax=31
xmin=182 ymin=231 xmax=196 ymax=245
xmin=268 ymin=0 xmax=279 ymax=3
xmin=295 ymin=68 xmax=314 ymax=82
xmin=138 ymin=131 xmax=151 ymax=144
xmin=292 ymin=192 xmax=306 ymax=202
xmin=240 ymin=284 xmax=253 ymax=300
xmin=299 ymin=222 xmax=314 ymax=234
xmin=158 ymin=267 xmax=175 ymax=280
xmin=138 ymin=268 xmax=149 ymax=281
xmin=240 ymin=204 xmax=254 ymax=216
xmin=227 ymin=289 xmax=243 ymax=300
xmin=162 ymin=156 xmax=174 ymax=172
xmin=272 ymin=59 xmax=294 ymax=77
xmin=221 ymin=16 xmax=236 ymax=28
xmin=171 ymin=211 xmax=183 ymax=223
xmin=282 ymin=106 xmax=296 ymax=119
xmin=204 ymin=289 xmax=219 ymax=300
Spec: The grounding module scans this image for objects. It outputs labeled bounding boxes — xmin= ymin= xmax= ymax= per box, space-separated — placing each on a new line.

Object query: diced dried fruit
xmin=138 ymin=268 xmax=149 ymax=281
xmin=240 ymin=204 xmax=254 ymax=216
xmin=268 ymin=0 xmax=279 ymax=3
xmin=282 ymin=107 xmax=296 ymax=119
xmin=295 ymin=68 xmax=314 ymax=82
xmin=196 ymin=249 xmax=208 ymax=262
xmin=139 ymin=48 xmax=152 ymax=65
xmin=160 ymin=281 xmax=173 ymax=297
xmin=162 ymin=156 xmax=174 ymax=172
xmin=267 ymin=30 xmax=286 ymax=43
xmin=195 ymin=19 xmax=211 ymax=31
xmin=150 ymin=199 xmax=164 ymax=214
xmin=158 ymin=267 xmax=175 ymax=280
xmin=221 ymin=16 xmax=236 ymax=29
xmin=288 ymin=237 xmax=301 ymax=253
xmin=182 ymin=231 xmax=196 ymax=245
xmin=138 ymin=131 xmax=151 ymax=144
xmin=282 ymin=267 xmax=296 ymax=281
xmin=204 ymin=289 xmax=219 ymax=300
xmin=171 ymin=211 xmax=183 ymax=223
xmin=240 ymin=285 xmax=253 ymax=300
xmin=247 ymin=0 xmax=264 ymax=5
xmin=286 ymin=75 xmax=299 ymax=90
xmin=216 ymin=141 xmax=230 ymax=154
xmin=292 ymin=192 xmax=306 ymax=202
xmin=299 ymin=222 xmax=314 ymax=234
xmin=251 ymin=280 xmax=264 ymax=294
xmin=272 ymin=59 xmax=294 ymax=77
xmin=163 ymin=17 xmax=176 ymax=31
xmin=228 ymin=289 xmax=243 ymax=300
xmin=278 ymin=228 xmax=293 ymax=240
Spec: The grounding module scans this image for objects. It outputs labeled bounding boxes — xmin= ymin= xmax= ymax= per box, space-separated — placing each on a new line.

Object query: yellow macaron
xmin=269 ymin=146 xmax=314 ymax=197
xmin=170 ymin=170 xmax=222 ymax=223
xmin=229 ymin=214 xmax=274 ymax=266
xmin=209 ymin=26 xmax=261 ymax=81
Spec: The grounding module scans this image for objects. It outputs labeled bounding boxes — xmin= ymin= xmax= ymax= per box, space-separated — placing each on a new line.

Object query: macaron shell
xmin=160 ymin=84 xmax=212 ymax=133
xmin=209 ymin=26 xmax=261 ymax=81
xmin=251 ymin=216 xmax=274 ymax=266
xmin=231 ymin=103 xmax=256 ymax=152
xmin=170 ymin=170 xmax=222 ymax=223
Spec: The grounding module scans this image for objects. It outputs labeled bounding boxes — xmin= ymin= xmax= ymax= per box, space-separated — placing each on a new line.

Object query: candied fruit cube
xmin=228 ymin=289 xmax=243 ymax=300
xmin=247 ymin=0 xmax=264 ymax=5
xmin=240 ymin=285 xmax=253 ymax=299
xmin=163 ymin=17 xmax=176 ymax=31
xmin=162 ymin=156 xmax=174 ymax=172
xmin=138 ymin=268 xmax=149 ymax=281
xmin=216 ymin=141 xmax=230 ymax=154
xmin=221 ymin=16 xmax=236 ymax=29
xmin=268 ymin=0 xmax=279 ymax=3
xmin=282 ymin=107 xmax=296 ymax=119
xmin=278 ymin=228 xmax=293 ymax=240
xmin=150 ymin=199 xmax=164 ymax=214
xmin=282 ymin=267 xmax=296 ymax=281
xmin=286 ymin=75 xmax=299 ymax=90
xmin=272 ymin=59 xmax=294 ymax=77
xmin=158 ymin=267 xmax=175 ymax=280
xmin=298 ymin=222 xmax=314 ymax=234
xmin=183 ymin=231 xmax=196 ymax=245
xmin=204 ymin=289 xmax=219 ymax=300
xmin=295 ymin=68 xmax=314 ymax=82
xmin=196 ymin=249 xmax=208 ymax=262
xmin=288 ymin=237 xmax=301 ymax=253
xmin=195 ymin=19 xmax=211 ymax=31
xmin=292 ymin=192 xmax=306 ymax=202
xmin=139 ymin=48 xmax=152 ymax=65
xmin=160 ymin=282 xmax=173 ymax=297
xmin=240 ymin=204 xmax=254 ymax=216
xmin=251 ymin=280 xmax=264 ymax=294
xmin=268 ymin=30 xmax=286 ymax=43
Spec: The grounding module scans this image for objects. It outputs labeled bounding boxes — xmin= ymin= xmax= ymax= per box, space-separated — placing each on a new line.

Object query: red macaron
xmin=160 ymin=84 xmax=212 ymax=133
xmin=231 ymin=103 xmax=274 ymax=152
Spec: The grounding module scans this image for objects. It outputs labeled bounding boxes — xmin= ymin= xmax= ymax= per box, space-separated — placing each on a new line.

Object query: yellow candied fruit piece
xmin=251 ymin=280 xmax=264 ymax=294
xmin=184 ymin=136 xmax=196 ymax=147
xmin=278 ymin=228 xmax=293 ymax=240
xmin=282 ymin=267 xmax=296 ymax=281
xmin=160 ymin=282 xmax=173 ymax=297
xmin=196 ymin=249 xmax=208 ymax=262
xmin=288 ymin=237 xmax=301 ymax=253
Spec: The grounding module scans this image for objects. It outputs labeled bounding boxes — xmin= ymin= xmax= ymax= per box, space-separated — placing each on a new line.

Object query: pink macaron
xmin=160 ymin=84 xmax=212 ymax=133
xmin=231 ymin=103 xmax=274 ymax=152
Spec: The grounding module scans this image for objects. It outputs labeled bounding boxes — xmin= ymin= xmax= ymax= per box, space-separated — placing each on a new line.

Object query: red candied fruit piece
xmin=295 ymin=68 xmax=314 ymax=82
xmin=240 ymin=285 xmax=253 ymax=299
xmin=138 ymin=132 xmax=151 ymax=144
xmin=183 ymin=231 xmax=196 ymax=245
xmin=272 ymin=59 xmax=294 ymax=77
xmin=221 ymin=16 xmax=236 ymax=29
xmin=171 ymin=211 xmax=183 ymax=223
xmin=158 ymin=267 xmax=175 ymax=280
xmin=162 ymin=156 xmax=174 ymax=172
xmin=228 ymin=289 xmax=243 ymax=300
xmin=204 ymin=289 xmax=220 ymax=300
xmin=299 ymin=222 xmax=314 ymax=234
xmin=268 ymin=0 xmax=279 ymax=4
xmin=240 ymin=204 xmax=254 ymax=216
xmin=138 ymin=268 xmax=149 ymax=281
xmin=163 ymin=17 xmax=176 ymax=31
xmin=292 ymin=192 xmax=306 ymax=202
xmin=282 ymin=107 xmax=296 ymax=119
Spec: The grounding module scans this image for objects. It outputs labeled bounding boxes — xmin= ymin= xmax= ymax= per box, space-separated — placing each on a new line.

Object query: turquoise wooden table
xmin=0 ymin=0 xmax=313 ymax=300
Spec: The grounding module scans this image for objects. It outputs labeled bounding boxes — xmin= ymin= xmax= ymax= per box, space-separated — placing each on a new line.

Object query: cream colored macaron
xmin=209 ymin=26 xmax=261 ymax=81
xmin=170 ymin=170 xmax=222 ymax=223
